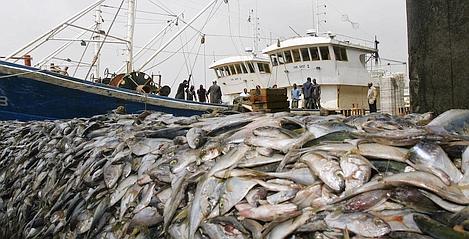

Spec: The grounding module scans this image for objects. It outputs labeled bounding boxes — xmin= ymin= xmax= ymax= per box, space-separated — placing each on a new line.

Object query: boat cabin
xmin=262 ymin=32 xmax=378 ymax=110
xmin=210 ymin=55 xmax=272 ymax=103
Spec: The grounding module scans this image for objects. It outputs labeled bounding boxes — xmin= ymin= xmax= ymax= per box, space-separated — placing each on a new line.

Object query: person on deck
xmin=197 ymin=85 xmax=208 ymax=103
xmin=186 ymin=85 xmax=196 ymax=101
xmin=303 ymin=77 xmax=313 ymax=109
xmin=367 ymin=82 xmax=378 ymax=113
xmin=312 ymin=78 xmax=321 ymax=109
xmin=175 ymin=80 xmax=189 ymax=100
xmin=240 ymin=88 xmax=250 ymax=97
xmin=207 ymin=81 xmax=222 ymax=104
xmin=291 ymin=83 xmax=301 ymax=109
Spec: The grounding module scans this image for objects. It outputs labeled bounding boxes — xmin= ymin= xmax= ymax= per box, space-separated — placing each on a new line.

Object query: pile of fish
xmin=1 ymin=109 xmax=469 ymax=239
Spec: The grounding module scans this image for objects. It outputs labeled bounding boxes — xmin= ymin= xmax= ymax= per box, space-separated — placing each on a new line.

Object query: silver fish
xmin=236 ymin=203 xmax=301 ymax=222
xmin=219 ymin=177 xmax=257 ymax=215
xmin=408 ymin=142 xmax=463 ymax=185
xmin=340 ymin=153 xmax=372 ymax=190
xmin=301 ymin=152 xmax=345 ymax=192
xmin=186 ymin=128 xmax=207 ymax=149
xmin=325 ymin=211 xmax=391 ymax=237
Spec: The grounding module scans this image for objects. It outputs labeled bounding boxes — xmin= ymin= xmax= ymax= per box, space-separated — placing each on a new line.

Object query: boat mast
xmin=126 ymin=0 xmax=137 ymax=73
xmin=94 ymin=5 xmax=102 ymax=80
xmin=314 ymin=0 xmax=319 ymax=34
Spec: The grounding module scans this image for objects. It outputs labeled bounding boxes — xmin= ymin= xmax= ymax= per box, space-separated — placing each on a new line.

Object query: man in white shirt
xmin=367 ymin=83 xmax=378 ymax=113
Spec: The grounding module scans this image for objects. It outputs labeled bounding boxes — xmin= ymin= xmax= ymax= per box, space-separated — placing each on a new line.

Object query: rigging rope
xmin=85 ymin=0 xmax=125 ymax=81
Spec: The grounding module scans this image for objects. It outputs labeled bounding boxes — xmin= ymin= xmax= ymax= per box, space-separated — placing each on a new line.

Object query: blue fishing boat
xmin=0 ymin=60 xmax=227 ymax=121
xmin=0 ymin=0 xmax=229 ymax=121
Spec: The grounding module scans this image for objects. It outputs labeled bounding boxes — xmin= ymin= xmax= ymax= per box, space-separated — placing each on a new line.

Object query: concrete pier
xmin=407 ymin=0 xmax=469 ymax=114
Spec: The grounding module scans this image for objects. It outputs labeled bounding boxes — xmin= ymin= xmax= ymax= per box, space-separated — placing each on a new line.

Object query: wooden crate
xmin=252 ymin=101 xmax=290 ymax=110
xmin=250 ymin=88 xmax=287 ymax=103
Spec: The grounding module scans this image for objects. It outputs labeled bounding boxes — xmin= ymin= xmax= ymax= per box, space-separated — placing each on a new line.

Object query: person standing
xmin=367 ymin=83 xmax=378 ymax=113
xmin=186 ymin=85 xmax=197 ymax=101
xmin=175 ymin=80 xmax=188 ymax=100
xmin=207 ymin=81 xmax=222 ymax=104
xmin=302 ymin=77 xmax=313 ymax=109
xmin=291 ymin=83 xmax=301 ymax=109
xmin=197 ymin=85 xmax=208 ymax=103
xmin=312 ymin=78 xmax=321 ymax=109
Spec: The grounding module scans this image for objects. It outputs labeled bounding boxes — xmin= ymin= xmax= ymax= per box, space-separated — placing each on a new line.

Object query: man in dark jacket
xmin=197 ymin=85 xmax=208 ymax=103
xmin=175 ymin=80 xmax=188 ymax=100
xmin=312 ymin=78 xmax=321 ymax=109
xmin=303 ymin=77 xmax=313 ymax=109
xmin=207 ymin=81 xmax=222 ymax=104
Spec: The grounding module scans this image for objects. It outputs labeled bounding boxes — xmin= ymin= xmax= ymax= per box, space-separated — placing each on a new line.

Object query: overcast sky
xmin=0 ymin=0 xmax=408 ymax=89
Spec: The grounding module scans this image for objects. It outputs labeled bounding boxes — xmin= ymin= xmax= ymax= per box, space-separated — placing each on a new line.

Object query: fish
xmin=301 ymin=152 xmax=345 ymax=192
xmin=408 ymin=142 xmax=463 ymax=185
xmin=219 ymin=177 xmax=257 ymax=215
xmin=324 ymin=211 xmax=391 ymax=237
xmin=186 ymin=128 xmax=207 ymax=149
xmin=1 ymin=110 xmax=469 ymax=239
xmin=236 ymin=203 xmax=301 ymax=222
xmin=340 ymin=153 xmax=373 ymax=190
xmin=427 ymin=109 xmax=469 ymax=136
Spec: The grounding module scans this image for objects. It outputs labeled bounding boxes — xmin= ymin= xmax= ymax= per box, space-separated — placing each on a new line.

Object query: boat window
xmin=215 ymin=68 xmax=223 ymax=78
xmin=258 ymin=63 xmax=269 ymax=74
xmin=248 ymin=62 xmax=255 ymax=73
xmin=229 ymin=65 xmax=236 ymax=75
xmin=264 ymin=64 xmax=271 ymax=73
xmin=292 ymin=49 xmax=301 ymax=62
xmin=270 ymin=54 xmax=279 ymax=66
xmin=224 ymin=66 xmax=230 ymax=76
xmin=310 ymin=47 xmax=320 ymax=61
xmin=341 ymin=48 xmax=348 ymax=61
xmin=300 ymin=48 xmax=311 ymax=61
xmin=241 ymin=63 xmax=248 ymax=74
xmin=235 ymin=64 xmax=242 ymax=75
xmin=284 ymin=50 xmax=293 ymax=64
xmin=220 ymin=67 xmax=227 ymax=77
xmin=277 ymin=52 xmax=285 ymax=65
xmin=333 ymin=46 xmax=348 ymax=61
xmin=319 ymin=46 xmax=331 ymax=60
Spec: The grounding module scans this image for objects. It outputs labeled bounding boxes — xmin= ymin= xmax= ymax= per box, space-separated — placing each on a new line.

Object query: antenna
xmin=248 ymin=9 xmax=260 ymax=53
xmin=313 ymin=0 xmax=327 ymax=33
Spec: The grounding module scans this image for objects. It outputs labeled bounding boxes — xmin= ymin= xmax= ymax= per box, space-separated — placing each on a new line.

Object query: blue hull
xmin=0 ymin=61 xmax=226 ymax=121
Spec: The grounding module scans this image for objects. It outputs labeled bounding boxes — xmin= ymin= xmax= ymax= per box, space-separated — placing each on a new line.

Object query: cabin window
xmin=229 ymin=65 xmax=236 ymax=75
xmin=258 ymin=63 xmax=271 ymax=74
xmin=216 ymin=68 xmax=222 ymax=78
xmin=241 ymin=63 xmax=248 ymax=74
xmin=277 ymin=52 xmax=285 ymax=65
xmin=264 ymin=64 xmax=271 ymax=73
xmin=224 ymin=66 xmax=231 ymax=76
xmin=292 ymin=49 xmax=301 ymax=62
xmin=333 ymin=46 xmax=348 ymax=61
xmin=270 ymin=54 xmax=279 ymax=66
xmin=247 ymin=62 xmax=255 ymax=73
xmin=309 ymin=47 xmax=320 ymax=61
xmin=319 ymin=46 xmax=331 ymax=60
xmin=300 ymin=48 xmax=310 ymax=61
xmin=235 ymin=64 xmax=242 ymax=75
xmin=284 ymin=50 xmax=293 ymax=64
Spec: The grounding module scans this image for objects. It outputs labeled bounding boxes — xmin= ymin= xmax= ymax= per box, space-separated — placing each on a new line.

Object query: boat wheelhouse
xmin=210 ymin=54 xmax=271 ymax=103
xmin=262 ymin=31 xmax=378 ymax=110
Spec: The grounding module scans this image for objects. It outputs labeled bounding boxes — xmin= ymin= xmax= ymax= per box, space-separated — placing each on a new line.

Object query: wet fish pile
xmin=1 ymin=109 xmax=469 ymax=239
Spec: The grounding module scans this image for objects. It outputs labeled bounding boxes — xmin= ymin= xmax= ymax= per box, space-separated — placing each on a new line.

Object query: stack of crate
xmin=379 ymin=73 xmax=406 ymax=115
xmin=250 ymin=88 xmax=290 ymax=113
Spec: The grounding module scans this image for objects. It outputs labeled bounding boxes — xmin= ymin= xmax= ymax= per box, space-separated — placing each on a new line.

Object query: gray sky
xmin=0 ymin=0 xmax=408 ymax=89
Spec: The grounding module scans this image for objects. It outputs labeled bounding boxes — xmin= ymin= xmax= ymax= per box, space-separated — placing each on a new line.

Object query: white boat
xmin=209 ymin=54 xmax=271 ymax=103
xmin=263 ymin=30 xmax=378 ymax=110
